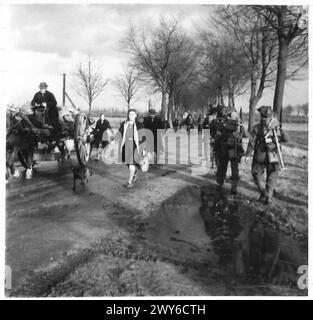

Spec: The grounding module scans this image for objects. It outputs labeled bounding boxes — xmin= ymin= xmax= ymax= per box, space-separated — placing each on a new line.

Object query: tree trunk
xmin=228 ymin=90 xmax=234 ymax=108
xmin=228 ymin=79 xmax=234 ymax=108
xmin=217 ymin=92 xmax=224 ymax=106
xmin=161 ymin=89 xmax=167 ymax=120
xmin=220 ymin=94 xmax=225 ymax=107
xmin=248 ymin=96 xmax=259 ymax=133
xmin=167 ymin=107 xmax=172 ymax=127
xmin=88 ymin=101 xmax=92 ymax=116
xmin=248 ymin=75 xmax=258 ymax=133
xmin=273 ymin=38 xmax=289 ymax=117
xmin=228 ymin=93 xmax=232 ymax=108
xmin=167 ymin=92 xmax=174 ymax=127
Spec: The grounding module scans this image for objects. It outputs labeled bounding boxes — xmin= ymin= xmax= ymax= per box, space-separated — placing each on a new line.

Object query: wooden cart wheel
xmin=74 ymin=112 xmax=90 ymax=166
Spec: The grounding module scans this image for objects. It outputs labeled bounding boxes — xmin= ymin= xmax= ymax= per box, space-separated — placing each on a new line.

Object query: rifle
xmin=273 ymin=128 xmax=286 ymax=171
xmin=264 ymin=116 xmax=286 ymax=171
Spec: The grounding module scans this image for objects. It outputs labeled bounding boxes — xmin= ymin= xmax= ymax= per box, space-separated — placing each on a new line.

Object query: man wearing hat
xmin=245 ymin=106 xmax=289 ymax=205
xmin=31 ymin=82 xmax=59 ymax=129
xmin=143 ymin=108 xmax=164 ymax=163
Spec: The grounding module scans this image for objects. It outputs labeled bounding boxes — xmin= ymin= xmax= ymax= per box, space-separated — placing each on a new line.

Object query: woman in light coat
xmin=118 ymin=109 xmax=145 ymax=188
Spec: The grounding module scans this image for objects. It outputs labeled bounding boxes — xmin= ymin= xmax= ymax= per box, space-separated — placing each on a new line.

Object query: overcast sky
xmin=7 ymin=4 xmax=308 ymax=113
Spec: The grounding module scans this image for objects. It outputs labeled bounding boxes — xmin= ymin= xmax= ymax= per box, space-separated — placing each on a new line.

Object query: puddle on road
xmin=143 ymin=185 xmax=217 ymax=265
xmin=143 ymin=184 xmax=307 ymax=288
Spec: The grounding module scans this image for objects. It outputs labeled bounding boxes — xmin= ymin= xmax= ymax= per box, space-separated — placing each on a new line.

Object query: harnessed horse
xmin=6 ymin=108 xmax=36 ymax=180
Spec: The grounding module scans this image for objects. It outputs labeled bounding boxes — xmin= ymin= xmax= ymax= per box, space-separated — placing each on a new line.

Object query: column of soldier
xmin=201 ymin=105 xmax=288 ymax=205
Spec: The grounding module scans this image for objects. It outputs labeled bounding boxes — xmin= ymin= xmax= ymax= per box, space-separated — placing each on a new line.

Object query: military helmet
xmin=257 ymin=106 xmax=273 ymax=118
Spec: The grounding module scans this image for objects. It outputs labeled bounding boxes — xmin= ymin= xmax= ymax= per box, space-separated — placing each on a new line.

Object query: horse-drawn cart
xmin=73 ymin=112 xmax=91 ymax=167
xmin=6 ymin=106 xmax=92 ymax=179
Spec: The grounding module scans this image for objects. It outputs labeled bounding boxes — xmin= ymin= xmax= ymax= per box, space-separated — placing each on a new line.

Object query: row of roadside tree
xmin=71 ymin=5 xmax=308 ymax=132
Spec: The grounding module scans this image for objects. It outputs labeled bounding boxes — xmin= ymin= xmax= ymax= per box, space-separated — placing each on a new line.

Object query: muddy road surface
xmin=6 ymin=139 xmax=308 ymax=297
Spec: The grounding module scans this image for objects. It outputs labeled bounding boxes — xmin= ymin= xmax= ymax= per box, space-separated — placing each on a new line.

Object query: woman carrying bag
xmin=118 ymin=109 xmax=147 ymax=188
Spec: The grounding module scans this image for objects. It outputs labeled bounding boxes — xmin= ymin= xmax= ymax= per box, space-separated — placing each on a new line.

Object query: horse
xmin=6 ymin=108 xmax=36 ymax=180
xmin=6 ymin=104 xmax=80 ymax=180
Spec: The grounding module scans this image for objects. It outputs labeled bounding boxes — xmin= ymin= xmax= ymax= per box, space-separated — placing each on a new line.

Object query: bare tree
xmin=113 ymin=66 xmax=140 ymax=110
xmin=294 ymin=103 xmax=308 ymax=117
xmin=198 ymin=31 xmax=250 ymax=109
xmin=176 ymin=81 xmax=213 ymax=115
xmin=214 ymin=6 xmax=278 ymax=131
xmin=284 ymin=104 xmax=294 ymax=116
xmin=251 ymin=5 xmax=308 ymax=117
xmin=122 ymin=17 xmax=186 ymax=120
xmin=301 ymin=103 xmax=308 ymax=117
xmin=72 ymin=56 xmax=108 ymax=115
xmin=165 ymin=34 xmax=200 ymax=123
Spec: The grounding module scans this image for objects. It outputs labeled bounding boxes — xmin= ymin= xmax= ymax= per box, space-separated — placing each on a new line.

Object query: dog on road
xmin=71 ymin=165 xmax=92 ymax=192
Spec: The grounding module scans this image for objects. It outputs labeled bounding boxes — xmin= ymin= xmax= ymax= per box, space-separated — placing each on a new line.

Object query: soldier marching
xmin=245 ymin=106 xmax=289 ymax=205
xmin=210 ymin=105 xmax=248 ymax=196
xmin=200 ymin=104 xmax=288 ymax=205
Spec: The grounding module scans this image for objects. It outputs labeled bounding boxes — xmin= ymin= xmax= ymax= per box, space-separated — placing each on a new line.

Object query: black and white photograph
xmin=1 ymin=1 xmax=309 ymax=299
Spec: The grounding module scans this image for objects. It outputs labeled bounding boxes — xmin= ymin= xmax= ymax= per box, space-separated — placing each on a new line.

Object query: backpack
xmin=216 ymin=116 xmax=241 ymax=148
xmin=220 ymin=118 xmax=238 ymax=132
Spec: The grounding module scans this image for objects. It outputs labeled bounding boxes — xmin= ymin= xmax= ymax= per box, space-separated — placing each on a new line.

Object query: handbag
xmin=139 ymin=149 xmax=149 ymax=172
xmin=134 ymin=147 xmax=150 ymax=172
xmin=140 ymin=154 xmax=149 ymax=172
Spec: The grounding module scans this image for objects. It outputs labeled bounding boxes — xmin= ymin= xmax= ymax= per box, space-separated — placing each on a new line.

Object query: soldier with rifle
xmin=245 ymin=106 xmax=289 ymax=205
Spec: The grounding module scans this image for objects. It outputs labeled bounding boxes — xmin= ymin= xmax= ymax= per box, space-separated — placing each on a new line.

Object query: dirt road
xmin=6 ymin=132 xmax=308 ymax=297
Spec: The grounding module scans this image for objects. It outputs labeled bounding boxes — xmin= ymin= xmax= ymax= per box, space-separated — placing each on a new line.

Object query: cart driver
xmin=31 ymin=82 xmax=60 ymax=130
